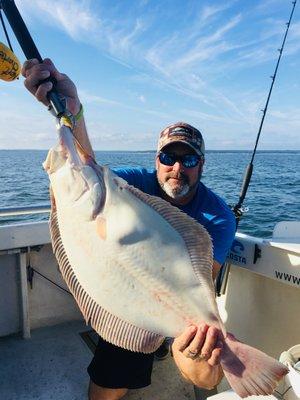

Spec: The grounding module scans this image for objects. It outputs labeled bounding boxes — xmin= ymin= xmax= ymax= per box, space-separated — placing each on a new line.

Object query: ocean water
xmin=0 ymin=150 xmax=299 ymax=238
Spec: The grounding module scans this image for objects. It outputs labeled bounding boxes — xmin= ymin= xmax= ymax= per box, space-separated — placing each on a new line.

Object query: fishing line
xmin=28 ymin=266 xmax=72 ymax=296
xmin=217 ymin=1 xmax=297 ymax=296
xmin=0 ymin=5 xmax=13 ymax=51
xmin=233 ymin=0 xmax=298 ymax=224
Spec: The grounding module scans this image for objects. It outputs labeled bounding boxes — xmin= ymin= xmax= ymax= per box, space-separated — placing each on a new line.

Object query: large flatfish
xmin=44 ymin=121 xmax=288 ymax=397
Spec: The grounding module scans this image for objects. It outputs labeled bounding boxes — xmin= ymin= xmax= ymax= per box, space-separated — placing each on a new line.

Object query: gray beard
xmin=158 ymin=180 xmax=190 ymax=199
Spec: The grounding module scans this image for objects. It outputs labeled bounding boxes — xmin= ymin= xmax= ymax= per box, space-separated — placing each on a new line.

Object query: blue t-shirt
xmin=113 ymin=167 xmax=236 ymax=265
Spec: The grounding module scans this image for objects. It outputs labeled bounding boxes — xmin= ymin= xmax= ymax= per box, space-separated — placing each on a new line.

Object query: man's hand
xmin=172 ymin=324 xmax=223 ymax=390
xmin=21 ymin=58 xmax=80 ymax=115
xmin=21 ymin=58 xmax=95 ymax=157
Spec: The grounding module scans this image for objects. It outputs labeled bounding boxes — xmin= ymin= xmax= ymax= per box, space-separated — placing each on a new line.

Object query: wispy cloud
xmin=79 ymin=89 xmax=168 ymax=119
xmin=106 ymin=19 xmax=147 ymax=56
xmin=200 ymin=4 xmax=232 ymax=22
xmin=16 ymin=0 xmax=149 ymax=69
xmin=8 ymin=0 xmax=300 ymax=150
xmin=17 ymin=0 xmax=100 ymax=40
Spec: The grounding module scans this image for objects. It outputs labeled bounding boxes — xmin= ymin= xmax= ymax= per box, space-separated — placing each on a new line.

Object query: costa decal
xmin=231 ymin=240 xmax=244 ymax=254
xmin=228 ymin=239 xmax=247 ymax=265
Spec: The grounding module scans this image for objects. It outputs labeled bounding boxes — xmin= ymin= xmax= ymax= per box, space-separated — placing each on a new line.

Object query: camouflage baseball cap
xmin=157 ymin=122 xmax=205 ymax=157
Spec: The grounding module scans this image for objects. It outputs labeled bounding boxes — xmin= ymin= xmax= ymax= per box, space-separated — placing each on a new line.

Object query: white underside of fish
xmin=45 ymin=127 xmax=219 ymax=352
xmin=44 ymin=123 xmax=288 ymax=397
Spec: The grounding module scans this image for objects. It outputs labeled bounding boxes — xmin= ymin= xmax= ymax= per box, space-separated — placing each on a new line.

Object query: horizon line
xmin=0 ymin=148 xmax=299 ymax=153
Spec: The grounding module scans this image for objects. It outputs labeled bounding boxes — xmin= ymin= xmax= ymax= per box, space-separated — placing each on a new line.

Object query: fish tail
xmin=220 ymin=333 xmax=288 ymax=398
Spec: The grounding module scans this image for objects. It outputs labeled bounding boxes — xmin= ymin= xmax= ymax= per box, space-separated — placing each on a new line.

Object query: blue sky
xmin=0 ymin=0 xmax=299 ymax=150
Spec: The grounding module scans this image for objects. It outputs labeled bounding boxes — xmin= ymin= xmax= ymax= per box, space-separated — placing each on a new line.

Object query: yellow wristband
xmin=75 ymin=103 xmax=84 ymax=122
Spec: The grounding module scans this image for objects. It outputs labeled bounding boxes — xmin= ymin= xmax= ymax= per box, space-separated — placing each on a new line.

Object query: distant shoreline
xmin=0 ymin=149 xmax=299 ymax=153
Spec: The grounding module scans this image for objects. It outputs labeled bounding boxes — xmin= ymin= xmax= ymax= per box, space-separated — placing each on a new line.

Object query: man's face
xmin=156 ymin=142 xmax=204 ymax=201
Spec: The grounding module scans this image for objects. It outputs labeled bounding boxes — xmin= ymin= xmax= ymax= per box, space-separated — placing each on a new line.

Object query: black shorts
xmin=87 ymin=336 xmax=155 ymax=389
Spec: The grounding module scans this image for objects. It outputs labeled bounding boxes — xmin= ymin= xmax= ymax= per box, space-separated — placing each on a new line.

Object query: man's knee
xmin=88 ymin=380 xmax=128 ymax=400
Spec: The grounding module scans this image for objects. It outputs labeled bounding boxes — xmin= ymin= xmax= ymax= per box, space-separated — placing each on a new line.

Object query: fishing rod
xmin=0 ymin=0 xmax=67 ymax=117
xmin=233 ymin=0 xmax=297 ymax=225
xmin=215 ymin=0 xmax=297 ymax=296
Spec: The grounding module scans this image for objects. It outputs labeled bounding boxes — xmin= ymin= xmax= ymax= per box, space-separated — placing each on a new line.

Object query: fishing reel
xmin=0 ymin=1 xmax=20 ymax=81
xmin=0 ymin=0 xmax=68 ymax=118
xmin=0 ymin=41 xmax=20 ymax=81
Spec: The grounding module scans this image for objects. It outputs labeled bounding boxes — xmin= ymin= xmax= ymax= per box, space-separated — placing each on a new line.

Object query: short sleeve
xmin=112 ymin=167 xmax=144 ymax=188
xmin=112 ymin=167 xmax=158 ymax=195
xmin=209 ymin=211 xmax=236 ymax=265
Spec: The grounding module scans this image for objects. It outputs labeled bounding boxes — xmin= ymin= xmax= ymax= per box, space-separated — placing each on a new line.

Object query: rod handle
xmin=239 ymin=163 xmax=253 ymax=204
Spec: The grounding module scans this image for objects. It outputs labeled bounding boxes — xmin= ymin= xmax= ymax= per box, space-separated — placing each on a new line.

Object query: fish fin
xmin=43 ymin=145 xmax=67 ymax=174
xmin=49 ymin=186 xmax=56 ymax=211
xmin=221 ymin=333 xmax=288 ymax=398
xmin=124 ymin=184 xmax=214 ymax=288
xmin=49 ymin=210 xmax=164 ymax=353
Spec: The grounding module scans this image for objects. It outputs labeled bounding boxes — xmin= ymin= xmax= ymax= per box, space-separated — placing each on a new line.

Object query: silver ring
xmin=187 ymin=349 xmax=199 ymax=359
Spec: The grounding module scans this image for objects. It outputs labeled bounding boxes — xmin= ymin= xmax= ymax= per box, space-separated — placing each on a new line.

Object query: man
xmin=22 ymin=59 xmax=236 ymax=400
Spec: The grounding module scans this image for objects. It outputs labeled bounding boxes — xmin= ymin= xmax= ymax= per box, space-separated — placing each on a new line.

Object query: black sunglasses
xmin=158 ymin=151 xmax=201 ymax=168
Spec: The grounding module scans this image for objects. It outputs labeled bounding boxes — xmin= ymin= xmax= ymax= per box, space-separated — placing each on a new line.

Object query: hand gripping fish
xmin=44 ymin=119 xmax=288 ymax=398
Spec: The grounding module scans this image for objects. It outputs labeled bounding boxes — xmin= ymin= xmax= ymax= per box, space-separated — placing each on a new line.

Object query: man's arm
xmin=21 ymin=58 xmax=94 ymax=158
xmin=72 ymin=116 xmax=95 ymax=159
